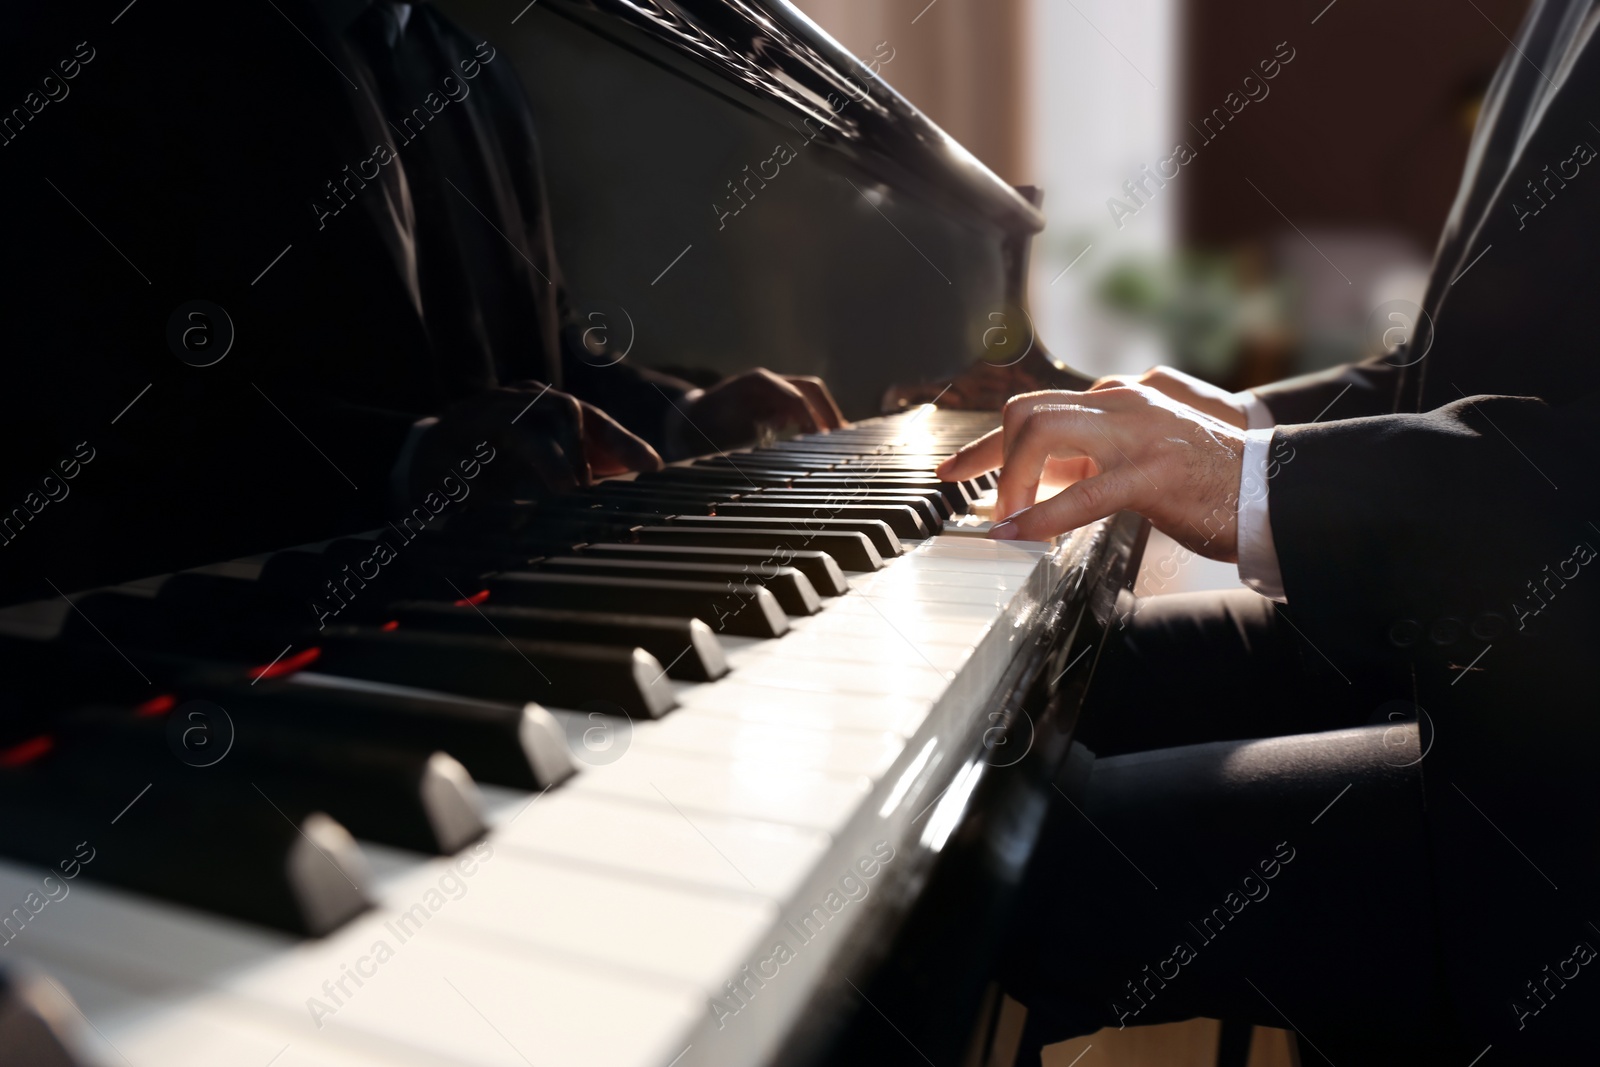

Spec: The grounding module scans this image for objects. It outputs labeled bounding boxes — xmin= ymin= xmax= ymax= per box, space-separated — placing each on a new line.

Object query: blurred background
xmin=789 ymin=1 xmax=1525 ymax=1062
xmin=790 ymin=0 xmax=1528 ymax=610
xmin=793 ymin=0 xmax=1522 ymax=387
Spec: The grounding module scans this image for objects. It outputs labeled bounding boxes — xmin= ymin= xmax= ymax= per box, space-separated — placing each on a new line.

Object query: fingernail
xmin=990 ymin=520 xmax=1020 ymax=541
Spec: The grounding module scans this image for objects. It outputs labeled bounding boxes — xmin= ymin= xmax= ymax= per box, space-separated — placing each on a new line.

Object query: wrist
xmin=1231 ymin=390 xmax=1277 ymax=431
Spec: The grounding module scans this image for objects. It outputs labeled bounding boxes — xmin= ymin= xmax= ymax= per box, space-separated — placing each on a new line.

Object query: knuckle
xmin=1073 ymin=478 xmax=1106 ymax=514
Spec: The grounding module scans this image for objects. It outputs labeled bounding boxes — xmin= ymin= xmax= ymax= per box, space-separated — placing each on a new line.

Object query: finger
xmin=786 ymin=376 xmax=847 ymax=430
xmin=501 ymin=391 xmax=588 ymax=488
xmin=995 ymin=409 xmax=1096 ymax=520
xmin=937 ymin=426 xmax=1003 ymax=481
xmin=526 ymin=435 xmax=584 ymax=495
xmin=991 ymin=467 xmax=1142 ymax=542
xmin=1039 ymin=454 xmax=1098 ymax=490
xmin=1089 ymin=375 xmax=1134 ymax=391
xmin=759 ymin=378 xmax=821 ymax=434
xmin=580 ymin=401 xmax=663 ymax=477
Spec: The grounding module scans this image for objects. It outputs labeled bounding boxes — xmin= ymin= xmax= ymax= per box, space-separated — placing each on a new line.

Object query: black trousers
xmin=1001 ymin=590 xmax=1463 ymax=1065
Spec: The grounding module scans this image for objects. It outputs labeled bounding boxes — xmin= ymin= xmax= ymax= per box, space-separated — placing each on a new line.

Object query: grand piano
xmin=0 ymin=2 xmax=1147 ymax=1065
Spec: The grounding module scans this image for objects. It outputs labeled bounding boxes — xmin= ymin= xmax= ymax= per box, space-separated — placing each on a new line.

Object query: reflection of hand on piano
xmin=880 ymin=345 xmax=1094 ymax=414
xmin=410 ymin=383 xmax=663 ymax=503
xmin=676 ymin=369 xmax=847 ymax=452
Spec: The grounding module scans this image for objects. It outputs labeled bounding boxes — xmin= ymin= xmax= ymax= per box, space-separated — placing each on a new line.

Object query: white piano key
xmin=239 ymin=923 xmax=705 ymax=1067
xmin=673 ymin=679 xmax=933 ymax=737
xmin=855 ymin=578 xmax=1017 ymax=608
xmin=32 ymin=959 xmax=406 ymax=1067
xmin=487 ymin=789 xmax=831 ymax=899
xmin=856 ymin=563 xmax=1026 ymax=588
xmin=896 ymin=553 xmax=1039 ymax=576
xmin=567 ymin=747 xmax=870 ymax=833
xmin=913 ymin=537 xmax=1050 ymax=560
xmin=785 ymin=609 xmax=987 ymax=648
xmin=723 ymin=630 xmax=972 ymax=674
xmin=361 ymin=847 xmax=777 ymax=991
xmin=0 ymin=860 xmax=704 ymax=1067
xmin=725 ymin=653 xmax=950 ymax=699
xmin=630 ymin=708 xmax=906 ymax=778
xmin=823 ymin=592 xmax=1003 ymax=622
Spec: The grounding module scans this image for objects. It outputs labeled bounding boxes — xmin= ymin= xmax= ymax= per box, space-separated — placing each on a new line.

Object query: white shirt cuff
xmin=1235 ymin=391 xmax=1277 ymax=431
xmin=1237 ymin=427 xmax=1287 ymax=602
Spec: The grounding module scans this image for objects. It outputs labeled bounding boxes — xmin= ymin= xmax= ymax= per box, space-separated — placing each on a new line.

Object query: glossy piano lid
xmin=541 ymin=0 xmax=1046 ymax=235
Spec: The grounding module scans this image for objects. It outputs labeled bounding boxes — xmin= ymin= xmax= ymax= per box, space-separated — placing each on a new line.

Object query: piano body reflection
xmin=0 ymin=3 xmax=1147 ymax=1065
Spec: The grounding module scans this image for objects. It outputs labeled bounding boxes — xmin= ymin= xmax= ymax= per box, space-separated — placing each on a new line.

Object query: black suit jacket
xmin=0 ymin=0 xmax=687 ymax=600
xmin=1248 ymin=1 xmax=1600 ymax=1051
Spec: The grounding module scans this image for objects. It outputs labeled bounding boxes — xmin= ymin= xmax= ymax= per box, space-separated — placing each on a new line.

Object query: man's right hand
xmin=408 ymin=382 xmax=662 ymax=502
xmin=1089 ymin=365 xmax=1250 ymax=429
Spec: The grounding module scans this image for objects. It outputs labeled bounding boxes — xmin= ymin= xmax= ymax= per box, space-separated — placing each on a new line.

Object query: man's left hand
xmin=937 ymin=387 xmax=1246 ymax=560
xmin=682 ymin=370 xmax=847 ymax=448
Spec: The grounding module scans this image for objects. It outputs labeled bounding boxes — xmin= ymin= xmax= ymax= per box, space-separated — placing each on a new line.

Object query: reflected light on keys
xmin=730 ymin=758 xmax=816 ymax=808
xmin=879 ymin=736 xmax=938 ymax=818
xmin=919 ymin=758 xmax=984 ymax=853
xmin=730 ymin=723 xmax=831 ymax=769
xmin=893 ymin=413 xmax=939 ymax=454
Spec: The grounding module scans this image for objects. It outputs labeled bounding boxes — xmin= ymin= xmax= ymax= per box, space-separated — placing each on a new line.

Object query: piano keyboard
xmin=0 ymin=409 xmax=1126 ymax=1067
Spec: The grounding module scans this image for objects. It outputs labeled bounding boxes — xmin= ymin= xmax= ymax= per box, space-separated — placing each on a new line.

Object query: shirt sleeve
xmin=1237 ymin=424 xmax=1288 ymax=602
xmin=1236 ymin=390 xmax=1278 ymax=431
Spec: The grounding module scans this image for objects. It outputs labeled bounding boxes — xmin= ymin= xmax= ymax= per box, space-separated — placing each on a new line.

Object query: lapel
xmin=325 ymin=28 xmax=428 ymax=326
xmin=1411 ymin=1 xmax=1600 ymax=410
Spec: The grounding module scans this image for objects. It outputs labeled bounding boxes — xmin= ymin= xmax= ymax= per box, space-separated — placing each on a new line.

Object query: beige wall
xmin=790 ymin=0 xmax=1031 ymax=183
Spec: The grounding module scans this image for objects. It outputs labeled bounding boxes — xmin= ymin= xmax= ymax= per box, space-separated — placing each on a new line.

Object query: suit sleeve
xmin=1249 ymin=354 xmax=1408 ymax=425
xmin=1266 ymin=390 xmax=1600 ymax=663
xmin=474 ymin=49 xmax=697 ymax=450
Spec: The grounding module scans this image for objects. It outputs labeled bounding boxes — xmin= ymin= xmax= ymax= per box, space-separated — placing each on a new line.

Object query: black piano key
xmin=639 ymin=466 xmax=796 ymax=487
xmin=191 ymin=676 xmax=577 ymax=791
xmin=587 ymin=480 xmax=944 ymax=531
xmin=710 ymin=501 xmax=927 ymax=540
xmin=536 ymin=556 xmax=821 ymax=615
xmin=156 ymin=572 xmax=306 ymax=630
xmin=746 ymin=488 xmax=949 ymax=525
xmin=483 ymin=572 xmax=790 ymax=639
xmin=698 ymin=454 xmax=836 ymax=470
xmin=798 ymin=475 xmax=973 ymax=513
xmin=667 ymin=514 xmax=903 ymax=558
xmin=55 ymin=709 xmax=486 ymax=855
xmin=37 ymin=621 xmax=583 ymax=792
xmin=575 ymin=542 xmax=850 ymax=596
xmin=762 ymin=438 xmax=887 ymax=454
xmin=388 ymin=601 xmax=729 ymax=681
xmin=588 ymin=476 xmax=940 ymax=527
xmin=578 ymin=481 xmax=725 ymax=504
xmin=631 ymin=524 xmax=883 ymax=572
xmin=0 ymin=764 xmax=370 ymax=935
xmin=314 ymin=626 xmax=677 ymax=719
xmin=258 ymin=550 xmax=391 ymax=619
